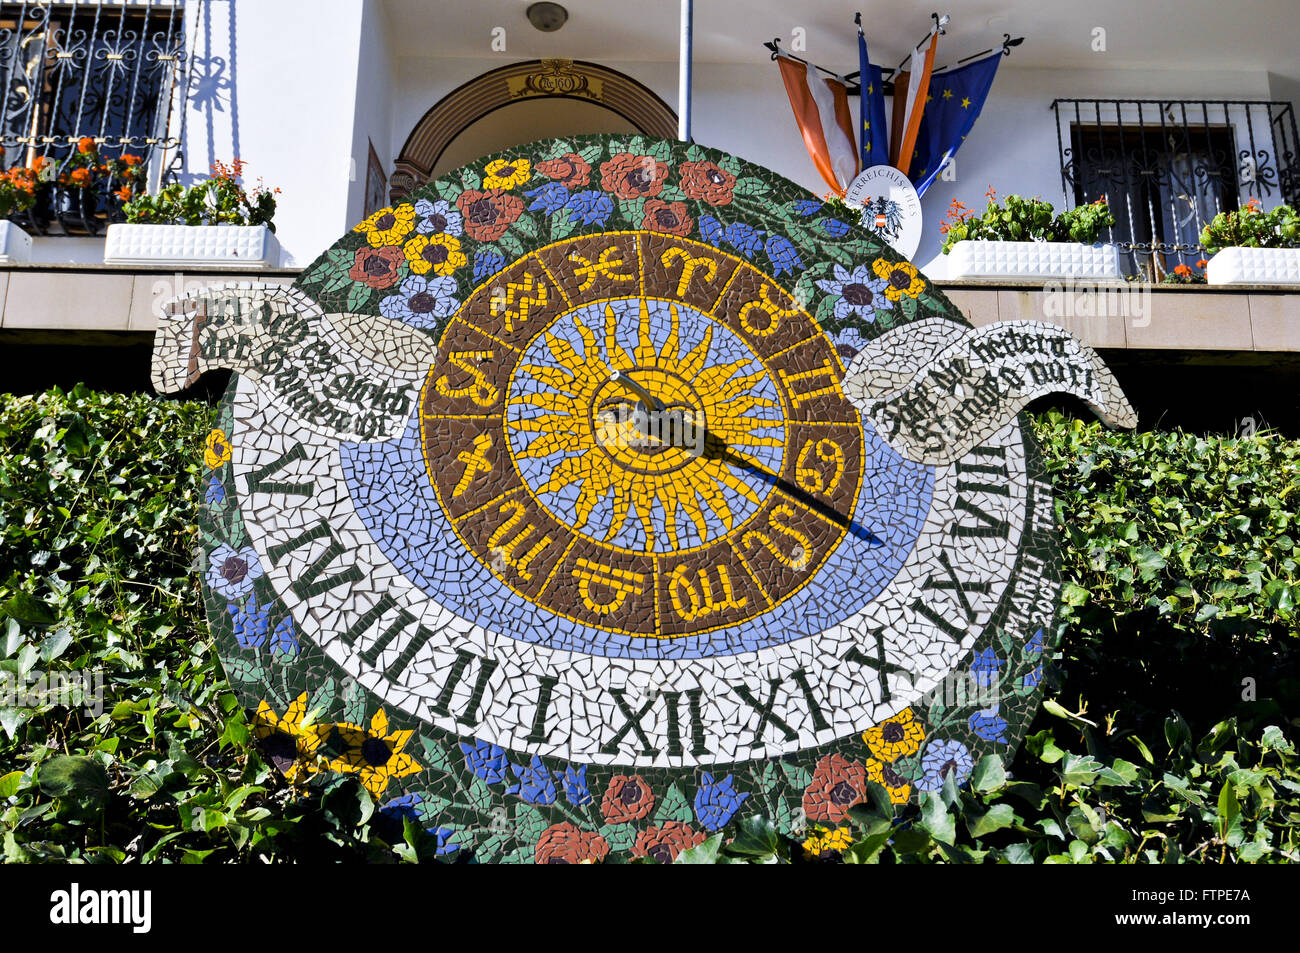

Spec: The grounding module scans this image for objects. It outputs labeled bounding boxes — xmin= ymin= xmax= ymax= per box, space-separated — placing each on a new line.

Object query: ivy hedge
xmin=0 ymin=387 xmax=1296 ymax=863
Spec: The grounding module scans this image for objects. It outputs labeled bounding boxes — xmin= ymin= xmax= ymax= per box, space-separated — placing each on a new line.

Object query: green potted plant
xmin=104 ymin=159 xmax=281 ymax=267
xmin=937 ymin=189 xmax=1119 ymax=281
xmin=1201 ymin=199 xmax=1300 ymax=286
xmin=0 ymin=155 xmax=38 ymax=261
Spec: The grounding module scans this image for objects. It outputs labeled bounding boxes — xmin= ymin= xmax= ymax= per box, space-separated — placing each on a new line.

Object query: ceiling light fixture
xmin=526 ymin=2 xmax=568 ymax=32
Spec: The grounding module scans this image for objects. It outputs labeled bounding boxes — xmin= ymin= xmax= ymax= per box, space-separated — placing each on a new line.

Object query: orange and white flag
xmin=776 ymin=54 xmax=860 ymax=196
xmin=889 ymin=29 xmax=940 ymax=177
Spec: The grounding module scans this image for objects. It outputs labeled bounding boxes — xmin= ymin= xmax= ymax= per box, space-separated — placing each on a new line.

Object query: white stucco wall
xmin=22 ymin=0 xmax=1300 ymax=268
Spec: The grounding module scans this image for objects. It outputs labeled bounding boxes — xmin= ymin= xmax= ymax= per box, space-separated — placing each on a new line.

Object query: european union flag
xmin=858 ymin=30 xmax=890 ymax=170
xmin=910 ymin=51 xmax=1002 ymax=196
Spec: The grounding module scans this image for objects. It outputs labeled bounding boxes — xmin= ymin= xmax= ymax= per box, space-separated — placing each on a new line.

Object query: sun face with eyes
xmin=505 ymin=296 xmax=785 ymax=554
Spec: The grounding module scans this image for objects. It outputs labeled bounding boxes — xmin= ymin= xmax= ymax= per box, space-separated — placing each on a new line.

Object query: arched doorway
xmin=390 ymin=59 xmax=676 ymax=201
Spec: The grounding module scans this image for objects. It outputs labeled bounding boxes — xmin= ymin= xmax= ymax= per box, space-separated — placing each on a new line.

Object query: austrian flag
xmin=775 ymin=54 xmax=860 ymax=196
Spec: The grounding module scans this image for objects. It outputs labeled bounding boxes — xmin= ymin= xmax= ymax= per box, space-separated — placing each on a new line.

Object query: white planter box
xmin=0 ymin=221 xmax=33 ymax=262
xmin=945 ymin=240 xmax=1121 ymax=281
xmin=1205 ymin=247 xmax=1300 ymax=286
xmin=103 ymin=224 xmax=280 ymax=268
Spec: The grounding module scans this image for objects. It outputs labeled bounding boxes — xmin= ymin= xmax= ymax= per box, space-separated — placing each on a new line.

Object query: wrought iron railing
xmin=1052 ymin=98 xmax=1300 ymax=280
xmin=0 ymin=0 xmax=186 ymax=236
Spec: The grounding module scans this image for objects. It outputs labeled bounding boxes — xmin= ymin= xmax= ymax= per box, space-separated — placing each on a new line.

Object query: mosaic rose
xmin=203 ymin=428 xmax=232 ymax=468
xmin=456 ymin=188 xmax=525 ymax=242
xmin=403 ymin=233 xmax=466 ymax=277
xmin=803 ymin=753 xmax=867 ymax=823
xmin=483 ymin=157 xmax=532 ymax=190
xmin=536 ymin=152 xmax=591 ymax=187
xmin=642 ymin=198 xmax=693 ymax=237
xmin=871 ymin=258 xmax=926 ymax=301
xmin=631 ymin=822 xmax=707 ymax=863
xmin=534 ymin=822 xmax=610 ymax=864
xmin=599 ymin=152 xmax=669 ymax=199
xmin=865 ymin=757 xmax=912 ymax=804
xmin=678 ymin=159 xmax=736 ymax=205
xmin=205 ymin=543 xmax=263 ymax=600
xmin=916 ymin=739 xmax=974 ymax=792
xmin=861 ymin=707 xmax=925 ymax=762
xmin=348 ymin=245 xmax=404 ymax=289
xmin=600 ymin=773 xmax=655 ymax=822
xmin=353 ymin=203 xmax=416 ymax=247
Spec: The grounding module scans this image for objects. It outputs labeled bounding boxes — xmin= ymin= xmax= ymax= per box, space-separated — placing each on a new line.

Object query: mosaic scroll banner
xmin=156 ymin=135 xmax=1135 ymax=863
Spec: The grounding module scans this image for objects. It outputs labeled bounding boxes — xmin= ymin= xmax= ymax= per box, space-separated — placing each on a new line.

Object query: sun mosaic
xmin=158 ymin=133 xmax=1132 ymax=862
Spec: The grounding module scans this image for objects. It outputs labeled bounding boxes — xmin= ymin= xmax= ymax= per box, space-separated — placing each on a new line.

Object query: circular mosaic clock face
xmin=196 ymin=135 xmax=1060 ymax=863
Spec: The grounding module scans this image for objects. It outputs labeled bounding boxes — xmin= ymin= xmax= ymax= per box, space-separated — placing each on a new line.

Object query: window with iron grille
xmin=1053 ymin=99 xmax=1300 ymax=280
xmin=0 ymin=0 xmax=185 ymax=236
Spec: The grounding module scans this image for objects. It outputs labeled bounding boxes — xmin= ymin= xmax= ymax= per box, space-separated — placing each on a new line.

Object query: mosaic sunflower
xmin=325 ymin=708 xmax=422 ymax=798
xmin=801 ymin=825 xmax=854 ymax=858
xmin=354 ymin=204 xmax=417 ymax=247
xmin=403 ymin=233 xmax=467 ymax=277
xmin=203 ymin=428 xmax=232 ymax=468
xmin=483 ymin=157 xmax=532 ymax=190
xmin=861 ymin=707 xmax=925 ymax=762
xmin=865 ymin=757 xmax=913 ymax=804
xmin=871 ymin=258 xmax=925 ymax=301
xmin=252 ymin=692 xmax=327 ymax=783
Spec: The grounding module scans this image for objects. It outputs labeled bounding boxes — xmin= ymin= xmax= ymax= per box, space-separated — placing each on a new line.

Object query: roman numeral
xmin=265 ymin=523 xmax=362 ymax=599
xmin=430 ymin=648 xmax=499 ymax=727
xmin=525 ymin=675 xmax=558 ymax=744
xmin=599 ymin=689 xmax=659 ymax=757
xmin=842 ymin=629 xmax=916 ymax=703
xmin=243 ymin=442 xmax=314 ymax=496
xmin=663 ymin=688 xmax=709 ymax=758
xmin=951 ymin=446 xmax=1010 ymax=539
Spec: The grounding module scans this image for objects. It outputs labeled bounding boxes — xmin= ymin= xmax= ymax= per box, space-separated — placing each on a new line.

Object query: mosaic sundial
xmin=156 ymin=135 xmax=1134 ymax=862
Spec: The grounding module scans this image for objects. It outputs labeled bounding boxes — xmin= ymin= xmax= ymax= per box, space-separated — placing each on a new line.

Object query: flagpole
xmin=678 ymin=0 xmax=693 ymax=141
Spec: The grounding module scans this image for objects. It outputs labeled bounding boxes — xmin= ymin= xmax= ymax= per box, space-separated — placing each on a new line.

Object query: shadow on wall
xmin=180 ymin=0 xmax=240 ymax=186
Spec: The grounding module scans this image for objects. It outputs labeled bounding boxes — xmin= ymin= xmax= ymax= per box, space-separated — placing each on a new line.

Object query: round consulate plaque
xmin=158 ymin=135 xmax=1134 ymax=862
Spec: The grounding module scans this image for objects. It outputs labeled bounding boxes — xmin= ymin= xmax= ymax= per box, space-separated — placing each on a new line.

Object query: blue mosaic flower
xmin=699 ymin=214 xmax=725 ymax=245
xmin=460 ymin=739 xmax=509 ymax=785
xmin=694 ymin=772 xmax=749 ymax=831
xmin=969 ymin=708 xmax=1008 ymax=742
xmin=205 ymin=543 xmax=264 ymax=600
xmin=380 ymin=274 xmax=459 ymax=329
xmin=413 ymin=198 xmax=463 ymax=237
xmin=1022 ymin=665 xmax=1043 ymax=690
xmin=1025 ymin=628 xmax=1045 ymax=656
xmin=377 ymin=793 xmax=460 ymax=854
xmin=474 ymin=247 xmax=506 ymax=282
xmin=970 ymin=648 xmax=1003 ymax=688
xmin=559 ymin=765 xmax=593 ymax=806
xmin=792 ymin=198 xmax=823 ymax=216
xmin=204 ymin=476 xmax=225 ymax=505
xmin=271 ymin=615 xmax=299 ymax=656
xmin=507 ymin=755 xmax=557 ymax=805
xmin=526 ymin=182 xmax=571 ymax=215
xmin=917 ymin=739 xmax=974 ymax=792
xmin=764 ymin=234 xmax=803 ymax=275
xmin=832 ymin=326 xmax=868 ymax=360
xmin=228 ymin=596 xmax=270 ymax=648
xmin=815 ymin=263 xmax=894 ymax=323
xmin=819 ymin=217 xmax=851 ymax=238
xmin=565 ymin=189 xmax=614 ymax=226
xmin=725 ymin=221 xmax=764 ymax=258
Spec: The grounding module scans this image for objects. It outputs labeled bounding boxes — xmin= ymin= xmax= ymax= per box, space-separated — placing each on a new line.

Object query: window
xmin=0 ymin=1 xmax=186 ymax=234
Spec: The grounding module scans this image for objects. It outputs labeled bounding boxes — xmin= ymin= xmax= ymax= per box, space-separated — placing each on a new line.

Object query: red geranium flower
xmin=641 ymin=199 xmax=693 ymax=237
xmin=600 ymin=774 xmax=655 ymax=823
xmin=631 ymin=822 xmax=707 ymax=863
xmin=456 ymin=188 xmax=525 ymax=242
xmin=599 ymin=152 xmax=669 ymax=199
xmin=348 ymin=245 xmax=404 ymax=289
xmin=534 ymin=822 xmax=610 ymax=864
xmin=536 ymin=152 xmax=591 ymax=188
xmin=803 ymin=753 xmax=867 ymax=823
xmin=678 ymin=159 xmax=736 ymax=206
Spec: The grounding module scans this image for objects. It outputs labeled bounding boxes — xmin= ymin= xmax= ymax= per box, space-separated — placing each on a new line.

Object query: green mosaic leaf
xmin=652 ymin=783 xmax=693 ymax=824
